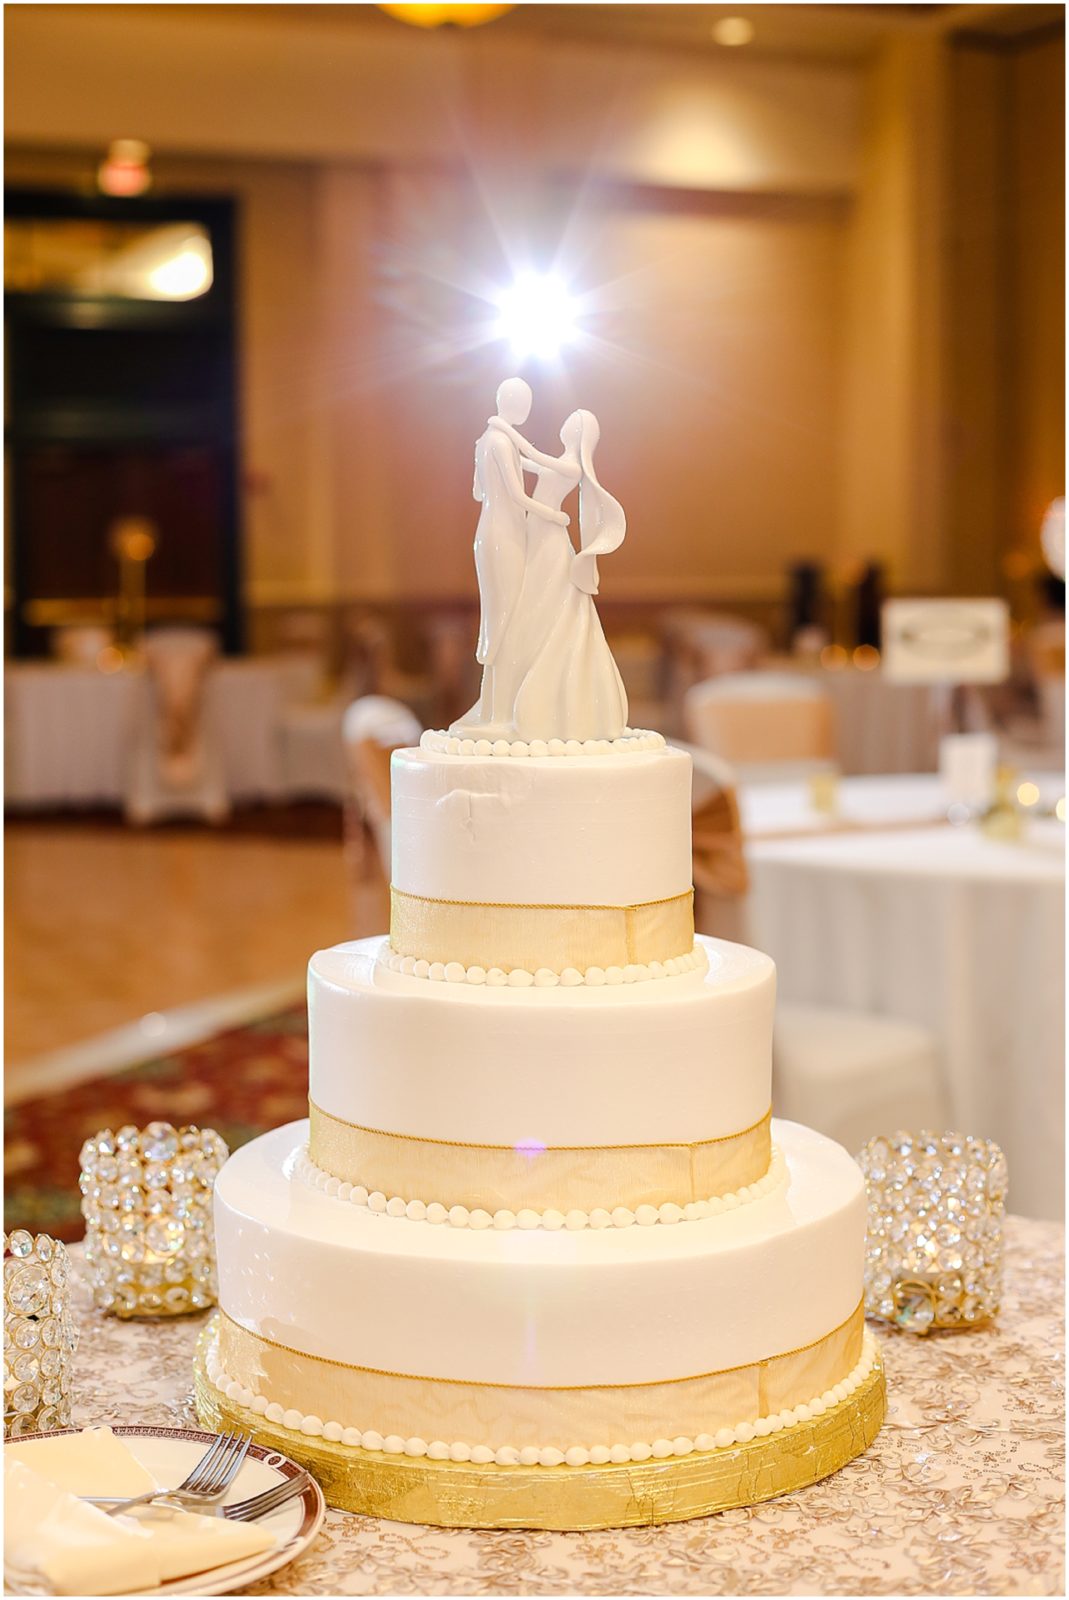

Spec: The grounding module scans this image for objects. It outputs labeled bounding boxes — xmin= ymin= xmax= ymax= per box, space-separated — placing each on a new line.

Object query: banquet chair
xmin=681 ymin=740 xmax=751 ymax=945
xmin=677 ymin=741 xmax=947 ymax=1150
xmin=124 ymin=628 xmax=228 ymax=824
xmin=342 ymin=696 xmax=422 ymax=908
xmin=662 ymin=609 xmax=770 ymax=733
xmin=772 ymin=1005 xmax=946 ymax=1156
xmin=684 ymin=671 xmax=837 ymax=783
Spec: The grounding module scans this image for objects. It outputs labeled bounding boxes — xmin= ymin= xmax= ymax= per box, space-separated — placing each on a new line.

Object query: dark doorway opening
xmin=5 ymin=188 xmax=242 ymax=656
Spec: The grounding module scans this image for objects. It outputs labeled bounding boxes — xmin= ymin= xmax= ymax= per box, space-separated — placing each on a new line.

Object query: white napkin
xmin=5 ymin=1426 xmax=157 ymax=1498
xmin=5 ymin=1459 xmax=155 ymax=1596
xmin=4 ymin=1451 xmax=277 ymax=1595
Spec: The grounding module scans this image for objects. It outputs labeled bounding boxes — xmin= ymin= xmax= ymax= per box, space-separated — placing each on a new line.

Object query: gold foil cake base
xmin=193 ymin=1325 xmax=886 ymax=1530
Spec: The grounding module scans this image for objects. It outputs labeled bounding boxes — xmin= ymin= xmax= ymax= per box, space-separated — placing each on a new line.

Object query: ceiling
xmin=161 ymin=3 xmax=1065 ymax=64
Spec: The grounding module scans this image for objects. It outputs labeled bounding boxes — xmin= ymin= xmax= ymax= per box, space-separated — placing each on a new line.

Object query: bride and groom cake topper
xmin=450 ymin=377 xmax=630 ymax=744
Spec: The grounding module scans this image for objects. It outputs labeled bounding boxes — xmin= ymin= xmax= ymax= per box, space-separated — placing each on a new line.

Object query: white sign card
xmin=881 ymin=598 xmax=1010 ymax=685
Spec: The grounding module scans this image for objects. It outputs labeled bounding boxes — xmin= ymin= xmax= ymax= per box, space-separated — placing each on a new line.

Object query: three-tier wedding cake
xmin=195 ymin=381 xmax=885 ymax=1528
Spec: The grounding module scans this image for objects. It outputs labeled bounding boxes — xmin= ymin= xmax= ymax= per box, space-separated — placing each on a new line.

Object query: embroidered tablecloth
xmin=62 ymin=1217 xmax=1064 ymax=1595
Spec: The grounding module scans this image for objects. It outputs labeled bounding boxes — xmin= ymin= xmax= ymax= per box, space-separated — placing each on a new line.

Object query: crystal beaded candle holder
xmin=856 ymin=1131 xmax=1007 ymax=1335
xmin=80 ymin=1123 xmax=228 ymax=1318
xmin=4 ymin=1231 xmax=78 ymax=1437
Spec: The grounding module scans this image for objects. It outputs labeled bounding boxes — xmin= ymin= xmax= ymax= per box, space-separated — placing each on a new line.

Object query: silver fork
xmin=91 ymin=1430 xmax=252 ymax=1517
xmin=222 ymin=1470 xmax=313 ymax=1522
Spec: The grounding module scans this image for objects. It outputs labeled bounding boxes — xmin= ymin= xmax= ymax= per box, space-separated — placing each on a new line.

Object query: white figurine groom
xmin=457 ymin=377 xmax=569 ymax=738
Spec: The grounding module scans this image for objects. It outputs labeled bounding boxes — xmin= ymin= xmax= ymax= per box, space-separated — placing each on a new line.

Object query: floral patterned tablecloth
xmin=63 ymin=1218 xmax=1063 ymax=1596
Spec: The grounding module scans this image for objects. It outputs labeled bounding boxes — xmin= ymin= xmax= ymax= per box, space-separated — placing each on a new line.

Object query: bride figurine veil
xmin=571 ymin=411 xmax=626 ymax=596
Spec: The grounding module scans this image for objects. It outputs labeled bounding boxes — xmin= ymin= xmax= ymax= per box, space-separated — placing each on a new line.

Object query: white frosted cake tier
xmin=210 ymin=1119 xmax=866 ymax=1455
xmin=307 ymin=934 xmax=775 ymax=1212
xmin=390 ymin=744 xmax=692 ymax=908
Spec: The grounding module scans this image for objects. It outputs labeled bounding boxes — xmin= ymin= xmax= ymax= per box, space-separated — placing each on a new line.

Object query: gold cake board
xmin=193 ymin=1322 xmax=886 ymax=1531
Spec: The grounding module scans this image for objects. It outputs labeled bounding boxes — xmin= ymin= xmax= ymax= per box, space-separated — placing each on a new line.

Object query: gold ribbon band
xmin=389 ymin=886 xmax=695 ymax=974
xmin=213 ymin=1302 xmax=865 ymax=1454
xmin=308 ymin=1101 xmax=772 ymax=1213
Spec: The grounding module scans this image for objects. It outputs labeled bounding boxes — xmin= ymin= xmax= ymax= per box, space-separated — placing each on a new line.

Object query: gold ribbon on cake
xmin=211 ymin=1300 xmax=864 ymax=1452
xmin=308 ymin=1102 xmax=772 ymax=1213
xmin=389 ymin=887 xmax=695 ymax=974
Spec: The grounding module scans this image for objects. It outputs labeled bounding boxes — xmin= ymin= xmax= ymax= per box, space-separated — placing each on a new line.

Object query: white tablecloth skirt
xmin=5 ymin=660 xmax=346 ymax=808
xmin=748 ymin=822 xmax=1065 ymax=1220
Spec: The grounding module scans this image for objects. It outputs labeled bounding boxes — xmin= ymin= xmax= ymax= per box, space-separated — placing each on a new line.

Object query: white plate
xmin=4 ymin=1424 xmax=324 ymax=1596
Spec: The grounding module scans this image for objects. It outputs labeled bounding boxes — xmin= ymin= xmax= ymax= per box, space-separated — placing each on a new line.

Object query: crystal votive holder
xmin=856 ymin=1130 xmax=1007 ymax=1335
xmin=4 ymin=1231 xmax=78 ymax=1437
xmin=80 ymin=1123 xmax=228 ymax=1318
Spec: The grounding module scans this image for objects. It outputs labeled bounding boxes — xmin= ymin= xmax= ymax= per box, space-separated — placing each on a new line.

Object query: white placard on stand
xmin=881 ymin=599 xmax=1010 ymax=686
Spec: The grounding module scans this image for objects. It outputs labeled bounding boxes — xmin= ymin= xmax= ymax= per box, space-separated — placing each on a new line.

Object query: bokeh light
xmin=712 ymin=17 xmax=755 ymax=47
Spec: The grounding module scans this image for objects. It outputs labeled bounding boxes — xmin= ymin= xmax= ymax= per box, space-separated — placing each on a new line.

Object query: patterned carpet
xmin=4 ymin=1004 xmax=308 ymax=1241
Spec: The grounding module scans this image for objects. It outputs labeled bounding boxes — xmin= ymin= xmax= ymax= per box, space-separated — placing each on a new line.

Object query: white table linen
xmin=41 ymin=1226 xmax=1068 ymax=1596
xmin=743 ymin=777 xmax=1065 ymax=1219
xmin=5 ymin=665 xmax=140 ymax=809
xmin=5 ymin=659 xmax=339 ymax=809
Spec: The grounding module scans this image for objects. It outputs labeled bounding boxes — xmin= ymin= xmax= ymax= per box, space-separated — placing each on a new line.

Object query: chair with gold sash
xmin=684 ymin=671 xmax=836 ymax=784
xmin=662 ymin=610 xmax=770 ymax=736
xmin=124 ymin=628 xmax=228 ymax=824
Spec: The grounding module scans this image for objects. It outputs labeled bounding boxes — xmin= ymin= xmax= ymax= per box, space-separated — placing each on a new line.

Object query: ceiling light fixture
xmin=376 ymin=4 xmax=513 ymax=27
xmin=712 ymin=16 xmax=755 ymax=47
xmin=97 ymin=139 xmax=152 ymax=198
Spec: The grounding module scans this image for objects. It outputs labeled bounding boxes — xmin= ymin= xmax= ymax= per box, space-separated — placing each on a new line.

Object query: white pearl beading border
xmin=206 ymin=1326 xmax=879 ymax=1468
xmin=420 ymin=729 xmax=666 ymax=759
xmin=292 ymin=1145 xmax=788 ymax=1232
xmin=378 ymin=943 xmax=708 ymax=989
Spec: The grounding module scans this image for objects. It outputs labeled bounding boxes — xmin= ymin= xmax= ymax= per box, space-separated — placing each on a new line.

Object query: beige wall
xmin=5 ymin=6 xmax=1064 ymax=618
xmin=5 ymin=6 xmax=861 ymax=191
xmin=1009 ymin=32 xmax=1066 ymax=561
xmin=840 ymin=35 xmax=949 ymax=591
xmin=944 ymin=29 xmax=1066 ymax=596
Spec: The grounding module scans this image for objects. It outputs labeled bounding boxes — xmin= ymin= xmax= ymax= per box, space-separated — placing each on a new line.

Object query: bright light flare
xmin=494 ymin=273 xmax=578 ymax=362
xmin=147 ymin=238 xmax=213 ymax=300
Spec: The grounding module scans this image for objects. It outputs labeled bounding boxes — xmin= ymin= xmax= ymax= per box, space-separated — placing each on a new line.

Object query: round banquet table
xmin=56 ymin=1222 xmax=1063 ymax=1595
xmin=4 ymin=658 xmax=331 ymax=809
xmin=741 ymin=775 xmax=1065 ymax=1222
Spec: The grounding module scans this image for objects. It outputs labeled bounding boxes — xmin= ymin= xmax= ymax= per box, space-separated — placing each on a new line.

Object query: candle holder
xmin=856 ymin=1131 xmax=1006 ymax=1335
xmin=807 ymin=768 xmax=839 ymax=817
xmin=3 ymin=1231 xmax=78 ymax=1437
xmin=80 ymin=1123 xmax=228 ymax=1318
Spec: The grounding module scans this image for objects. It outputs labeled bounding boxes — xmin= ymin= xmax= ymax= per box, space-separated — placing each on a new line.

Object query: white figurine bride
xmin=452 ymin=404 xmax=629 ymax=743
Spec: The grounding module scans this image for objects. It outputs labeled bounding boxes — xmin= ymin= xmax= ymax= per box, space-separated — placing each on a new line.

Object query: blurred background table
xmin=4 ymin=657 xmax=345 ymax=810
xmin=778 ymin=664 xmax=944 ymax=776
xmin=62 ymin=1217 xmax=1064 ymax=1596
xmin=742 ymin=777 xmax=1065 ymax=1220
